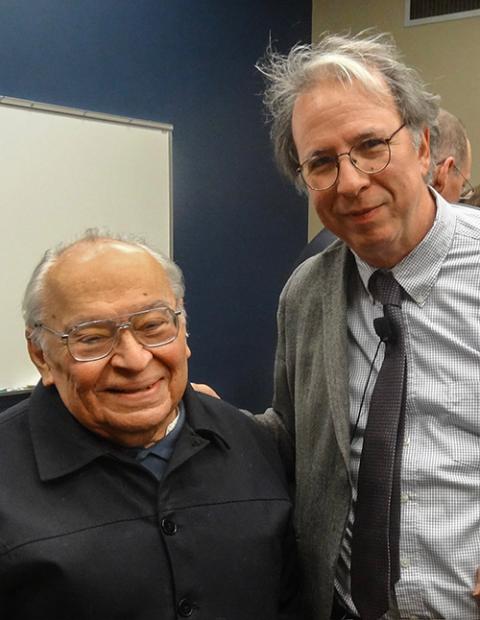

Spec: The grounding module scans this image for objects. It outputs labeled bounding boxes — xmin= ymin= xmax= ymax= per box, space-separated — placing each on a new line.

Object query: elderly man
xmin=432 ymin=107 xmax=474 ymax=203
xmin=255 ymin=32 xmax=480 ymax=620
xmin=0 ymin=232 xmax=300 ymax=620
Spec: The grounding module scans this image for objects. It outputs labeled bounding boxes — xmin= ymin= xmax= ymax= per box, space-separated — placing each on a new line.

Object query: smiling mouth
xmin=351 ymin=205 xmax=379 ymax=215
xmin=106 ymin=380 xmax=160 ymax=394
xmin=344 ymin=204 xmax=383 ymax=221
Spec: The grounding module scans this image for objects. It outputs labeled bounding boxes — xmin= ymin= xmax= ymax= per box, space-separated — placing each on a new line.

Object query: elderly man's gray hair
xmin=23 ymin=229 xmax=185 ymax=346
xmin=256 ymin=31 xmax=440 ymax=190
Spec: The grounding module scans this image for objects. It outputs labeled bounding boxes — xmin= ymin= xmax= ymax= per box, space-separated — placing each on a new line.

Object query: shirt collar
xmin=134 ymin=403 xmax=186 ymax=462
xmin=29 ymin=382 xmax=229 ymax=482
xmin=354 ymin=188 xmax=456 ymax=306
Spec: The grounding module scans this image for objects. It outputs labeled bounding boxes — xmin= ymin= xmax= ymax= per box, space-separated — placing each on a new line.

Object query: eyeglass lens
xmin=301 ymin=138 xmax=392 ymax=191
xmin=67 ymin=307 xmax=179 ymax=361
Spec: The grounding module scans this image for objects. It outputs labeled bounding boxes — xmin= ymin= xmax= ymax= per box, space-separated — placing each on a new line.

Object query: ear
xmin=177 ymin=299 xmax=191 ymax=360
xmin=27 ymin=333 xmax=55 ymax=386
xmin=417 ymin=126 xmax=432 ymax=178
xmin=433 ymin=157 xmax=455 ymax=194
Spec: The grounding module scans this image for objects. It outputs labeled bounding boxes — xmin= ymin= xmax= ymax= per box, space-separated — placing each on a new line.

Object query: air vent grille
xmin=406 ymin=0 xmax=480 ymax=24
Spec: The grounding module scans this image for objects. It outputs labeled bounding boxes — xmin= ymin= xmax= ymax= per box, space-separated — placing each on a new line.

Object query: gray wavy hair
xmin=23 ymin=228 xmax=185 ymax=346
xmin=256 ymin=31 xmax=440 ymax=189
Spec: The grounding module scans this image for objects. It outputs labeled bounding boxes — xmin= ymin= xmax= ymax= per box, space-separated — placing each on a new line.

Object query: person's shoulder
xmin=194 ymin=392 xmax=258 ymax=431
xmin=281 ymin=238 xmax=349 ymax=307
xmin=0 ymin=397 xmax=30 ymax=431
xmin=291 ymin=238 xmax=345 ymax=280
xmin=192 ymin=392 xmax=281 ymax=455
xmin=294 ymin=228 xmax=338 ymax=266
xmin=452 ymin=203 xmax=480 ymax=240
xmin=0 ymin=398 xmax=32 ymax=469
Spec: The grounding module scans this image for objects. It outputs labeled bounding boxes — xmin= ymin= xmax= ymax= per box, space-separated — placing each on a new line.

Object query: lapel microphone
xmin=373 ymin=316 xmax=394 ymax=343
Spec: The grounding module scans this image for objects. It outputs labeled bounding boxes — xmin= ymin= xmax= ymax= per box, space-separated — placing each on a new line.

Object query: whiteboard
xmin=0 ymin=96 xmax=172 ymax=391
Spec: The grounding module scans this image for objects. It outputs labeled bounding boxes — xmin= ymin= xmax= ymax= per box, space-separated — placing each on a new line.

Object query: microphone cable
xmin=350 ymin=317 xmax=391 ymax=444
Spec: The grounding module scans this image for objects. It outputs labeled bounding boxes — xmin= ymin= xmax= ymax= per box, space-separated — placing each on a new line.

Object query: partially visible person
xmin=293 ymin=226 xmax=337 ymax=268
xmin=431 ymin=107 xmax=473 ymax=203
xmin=460 ymin=182 xmax=480 ymax=207
xmin=0 ymin=230 xmax=301 ymax=620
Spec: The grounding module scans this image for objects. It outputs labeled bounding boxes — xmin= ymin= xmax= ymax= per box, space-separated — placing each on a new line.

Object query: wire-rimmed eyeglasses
xmin=435 ymin=159 xmax=474 ymax=201
xmin=297 ymin=123 xmax=406 ymax=192
xmin=33 ymin=305 xmax=183 ymax=362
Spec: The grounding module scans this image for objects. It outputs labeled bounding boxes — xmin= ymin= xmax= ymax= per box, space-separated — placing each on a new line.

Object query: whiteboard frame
xmin=0 ymin=95 xmax=174 ymax=256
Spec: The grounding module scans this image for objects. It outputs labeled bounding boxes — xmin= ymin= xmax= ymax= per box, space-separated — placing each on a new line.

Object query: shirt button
xmin=401 ymin=492 xmax=410 ymax=503
xmin=177 ymin=598 xmax=194 ymax=617
xmin=161 ymin=518 xmax=177 ymax=535
xmin=404 ymin=436 xmax=410 ymax=446
xmin=400 ymin=557 xmax=410 ymax=568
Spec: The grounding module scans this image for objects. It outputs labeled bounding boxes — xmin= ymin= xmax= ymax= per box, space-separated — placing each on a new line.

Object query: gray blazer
xmin=260 ymin=240 xmax=354 ymax=620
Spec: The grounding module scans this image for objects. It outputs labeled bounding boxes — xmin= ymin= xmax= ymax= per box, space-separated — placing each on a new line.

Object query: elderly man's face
xmin=292 ymin=79 xmax=435 ymax=268
xmin=28 ymin=242 xmax=191 ymax=447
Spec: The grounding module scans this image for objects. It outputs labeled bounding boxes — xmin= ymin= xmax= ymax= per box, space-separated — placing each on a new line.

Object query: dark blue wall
xmin=0 ymin=0 xmax=311 ymax=411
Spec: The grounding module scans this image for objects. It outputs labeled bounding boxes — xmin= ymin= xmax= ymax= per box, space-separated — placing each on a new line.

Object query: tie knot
xmin=369 ymin=270 xmax=402 ymax=307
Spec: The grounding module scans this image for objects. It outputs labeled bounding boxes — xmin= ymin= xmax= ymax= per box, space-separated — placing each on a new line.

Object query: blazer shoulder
xmin=279 ymin=242 xmax=351 ymax=316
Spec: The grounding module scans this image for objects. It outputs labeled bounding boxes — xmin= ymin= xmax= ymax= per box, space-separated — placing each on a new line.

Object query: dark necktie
xmin=351 ymin=270 xmax=407 ymax=620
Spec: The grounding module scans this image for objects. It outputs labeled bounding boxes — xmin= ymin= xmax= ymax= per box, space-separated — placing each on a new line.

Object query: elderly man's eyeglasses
xmin=297 ymin=123 xmax=406 ymax=192
xmin=34 ymin=306 xmax=183 ymax=362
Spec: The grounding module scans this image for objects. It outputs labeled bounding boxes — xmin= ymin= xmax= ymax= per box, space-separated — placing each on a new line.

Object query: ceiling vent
xmin=405 ymin=0 xmax=480 ymax=25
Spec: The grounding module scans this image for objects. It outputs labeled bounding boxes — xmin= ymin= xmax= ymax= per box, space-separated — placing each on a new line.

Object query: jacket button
xmin=177 ymin=598 xmax=194 ymax=617
xmin=161 ymin=518 xmax=177 ymax=535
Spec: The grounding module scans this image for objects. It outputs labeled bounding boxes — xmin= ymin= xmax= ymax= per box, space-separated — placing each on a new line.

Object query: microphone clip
xmin=374 ymin=316 xmax=395 ymax=343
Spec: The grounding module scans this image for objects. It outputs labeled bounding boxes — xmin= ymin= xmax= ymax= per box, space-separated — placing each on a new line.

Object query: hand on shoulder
xmin=190 ymin=382 xmax=220 ymax=399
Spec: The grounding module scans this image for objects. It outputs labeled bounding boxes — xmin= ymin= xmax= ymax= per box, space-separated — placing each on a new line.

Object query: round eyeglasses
xmin=34 ymin=306 xmax=183 ymax=362
xmin=297 ymin=123 xmax=406 ymax=191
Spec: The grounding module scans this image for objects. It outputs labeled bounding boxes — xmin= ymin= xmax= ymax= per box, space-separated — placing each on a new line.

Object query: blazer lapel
xmin=322 ymin=245 xmax=352 ymax=468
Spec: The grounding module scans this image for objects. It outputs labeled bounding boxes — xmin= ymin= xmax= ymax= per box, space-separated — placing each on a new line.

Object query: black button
xmin=161 ymin=518 xmax=177 ymax=535
xmin=177 ymin=598 xmax=194 ymax=617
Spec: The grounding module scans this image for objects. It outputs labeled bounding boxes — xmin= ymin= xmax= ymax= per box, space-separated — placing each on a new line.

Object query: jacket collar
xmin=181 ymin=384 xmax=230 ymax=451
xmin=29 ymin=382 xmax=229 ymax=482
xmin=29 ymin=383 xmax=119 ymax=481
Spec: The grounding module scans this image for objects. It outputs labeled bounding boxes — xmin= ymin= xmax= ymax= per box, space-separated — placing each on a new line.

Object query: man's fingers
xmin=190 ymin=382 xmax=221 ymax=399
xmin=472 ymin=567 xmax=480 ymax=602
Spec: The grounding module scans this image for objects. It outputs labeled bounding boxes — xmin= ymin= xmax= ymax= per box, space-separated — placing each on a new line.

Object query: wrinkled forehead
xmin=43 ymin=241 xmax=175 ymax=321
xmin=294 ymin=69 xmax=399 ymax=133
xmin=292 ymin=76 xmax=401 ymax=146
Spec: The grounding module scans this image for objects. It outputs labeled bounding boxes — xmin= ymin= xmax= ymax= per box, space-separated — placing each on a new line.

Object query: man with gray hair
xmin=255 ymin=31 xmax=480 ymax=619
xmin=0 ymin=231 xmax=301 ymax=619
xmin=295 ymin=108 xmax=474 ymax=265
